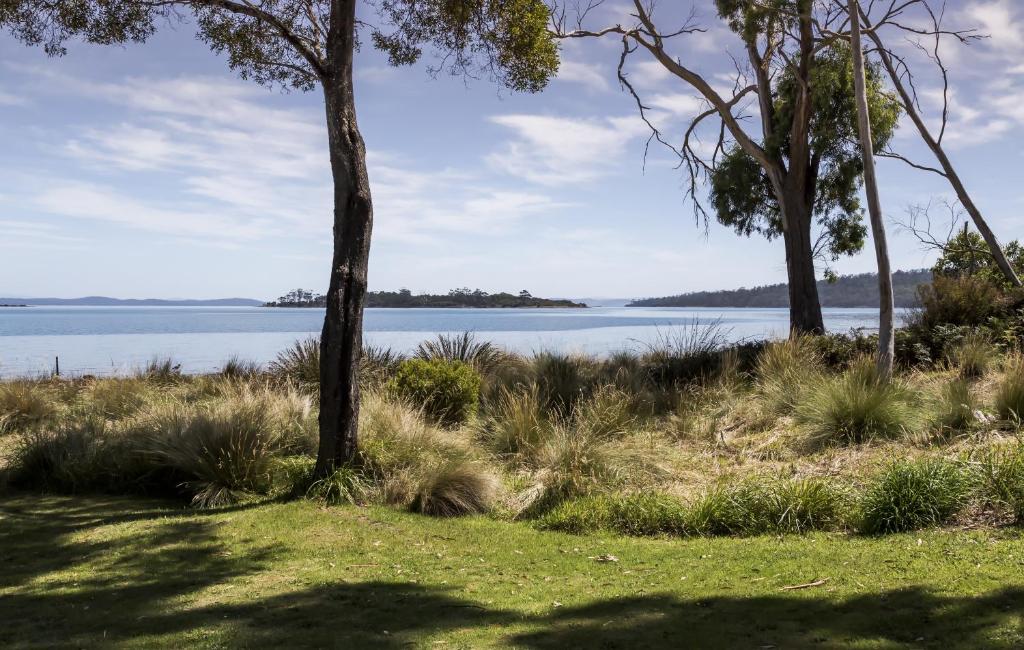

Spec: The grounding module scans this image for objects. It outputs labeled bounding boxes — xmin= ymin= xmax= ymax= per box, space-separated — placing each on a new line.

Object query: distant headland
xmin=0 ymin=296 xmax=264 ymax=307
xmin=265 ymin=288 xmax=587 ymax=309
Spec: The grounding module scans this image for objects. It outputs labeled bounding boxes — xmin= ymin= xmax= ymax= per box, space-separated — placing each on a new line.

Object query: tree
xmin=853 ymin=0 xmax=1022 ymax=288
xmin=3 ymin=0 xmax=558 ymax=476
xmin=847 ymin=0 xmax=893 ymax=377
xmin=553 ymin=0 xmax=899 ymax=334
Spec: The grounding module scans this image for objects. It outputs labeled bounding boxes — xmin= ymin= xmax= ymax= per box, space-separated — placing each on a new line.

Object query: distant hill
xmin=0 ymin=296 xmax=265 ymax=307
xmin=627 ymin=270 xmax=932 ymax=308
xmin=266 ymin=288 xmax=586 ymax=308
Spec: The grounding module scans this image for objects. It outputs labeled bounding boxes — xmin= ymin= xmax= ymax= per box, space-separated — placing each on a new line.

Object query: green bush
xmin=913 ymin=275 xmax=1005 ymax=331
xmin=386 ymin=359 xmax=481 ymax=426
xmin=797 ymin=359 xmax=919 ymax=444
xmin=686 ymin=478 xmax=848 ymax=536
xmin=859 ymin=458 xmax=973 ymax=534
xmin=306 ymin=465 xmax=371 ymax=505
xmin=637 ymin=322 xmax=730 ymax=389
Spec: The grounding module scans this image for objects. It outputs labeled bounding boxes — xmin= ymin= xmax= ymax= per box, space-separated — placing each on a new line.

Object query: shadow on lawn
xmin=1 ymin=495 xmax=1022 ymax=648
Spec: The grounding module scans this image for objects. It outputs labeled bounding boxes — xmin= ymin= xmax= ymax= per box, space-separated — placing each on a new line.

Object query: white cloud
xmin=487 ymin=114 xmax=648 ymax=185
xmin=557 ymin=60 xmax=611 ymax=92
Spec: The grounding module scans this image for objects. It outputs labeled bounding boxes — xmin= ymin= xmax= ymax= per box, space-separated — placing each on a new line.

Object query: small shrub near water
xmin=386 ymin=358 xmax=481 ymax=426
xmin=859 ymin=458 xmax=973 ymax=534
xmin=797 ymin=358 xmax=919 ymax=444
xmin=416 ymin=332 xmax=504 ymax=373
xmin=270 ymin=337 xmax=320 ymax=392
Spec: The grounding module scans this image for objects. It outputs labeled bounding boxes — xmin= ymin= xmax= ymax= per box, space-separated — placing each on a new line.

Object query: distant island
xmin=0 ymin=296 xmax=264 ymax=307
xmin=265 ymin=288 xmax=587 ymax=309
xmin=628 ymin=270 xmax=932 ymax=308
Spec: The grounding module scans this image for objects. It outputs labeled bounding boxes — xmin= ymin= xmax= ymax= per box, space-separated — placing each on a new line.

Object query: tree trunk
xmin=315 ymin=0 xmax=373 ymax=477
xmin=849 ymin=0 xmax=894 ymax=378
xmin=862 ymin=23 xmax=1022 ymax=288
xmin=781 ymin=194 xmax=826 ymax=335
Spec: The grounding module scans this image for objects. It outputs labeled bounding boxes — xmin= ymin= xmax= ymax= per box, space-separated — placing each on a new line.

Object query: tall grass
xmin=477 ymin=385 xmax=548 ymax=459
xmin=946 ymin=334 xmax=994 ymax=379
xmin=974 ymin=443 xmax=1024 ymax=521
xmin=797 ymin=358 xmax=919 ymax=444
xmin=0 ymin=381 xmax=57 ymax=432
xmin=416 ymin=332 xmax=504 ymax=373
xmin=410 ymin=460 xmax=498 ymax=517
xmin=530 ymin=352 xmax=596 ymax=414
xmin=635 ymin=321 xmax=731 ymax=388
xmin=755 ymin=336 xmax=822 ymax=416
xmin=933 ymin=379 xmax=978 ymax=436
xmin=994 ymin=358 xmax=1024 ymax=425
xmin=270 ymin=337 xmax=320 ymax=392
xmin=859 ymin=458 xmax=973 ymax=534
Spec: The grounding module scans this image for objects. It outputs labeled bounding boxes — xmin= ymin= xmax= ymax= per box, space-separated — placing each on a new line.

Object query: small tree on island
xmin=2 ymin=0 xmax=558 ymax=477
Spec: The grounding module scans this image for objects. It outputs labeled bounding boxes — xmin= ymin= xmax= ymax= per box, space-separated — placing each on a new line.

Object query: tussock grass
xmin=0 ymin=380 xmax=57 ymax=432
xmin=859 ymin=458 xmax=973 ymax=534
xmin=530 ymin=351 xmax=596 ymax=415
xmin=994 ymin=357 xmax=1024 ymax=425
xmin=477 ymin=385 xmax=549 ymax=459
xmin=82 ymin=377 xmax=155 ymax=419
xmin=221 ymin=356 xmax=262 ymax=379
xmin=946 ymin=334 xmax=994 ymax=379
xmin=755 ymin=336 xmax=822 ymax=416
xmin=686 ymin=477 xmax=849 ymax=536
xmin=270 ymin=337 xmax=320 ymax=392
xmin=636 ymin=321 xmax=731 ymax=388
xmin=141 ymin=357 xmax=182 ymax=383
xmin=933 ymin=379 xmax=979 ymax=437
xmin=411 ymin=460 xmax=498 ymax=517
xmin=974 ymin=443 xmax=1024 ymax=521
xmin=416 ymin=332 xmax=504 ymax=373
xmin=797 ymin=358 xmax=919 ymax=444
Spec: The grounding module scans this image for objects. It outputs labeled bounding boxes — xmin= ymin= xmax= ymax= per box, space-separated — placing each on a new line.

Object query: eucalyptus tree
xmin=552 ymin=0 xmax=900 ymax=335
xmin=1 ymin=0 xmax=558 ymax=476
xmin=851 ymin=0 xmax=1022 ymax=288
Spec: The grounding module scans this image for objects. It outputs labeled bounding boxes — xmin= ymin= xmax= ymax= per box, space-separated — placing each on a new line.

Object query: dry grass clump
xmin=0 ymin=381 xmax=57 ymax=433
xmin=477 ymin=385 xmax=549 ymax=459
xmin=932 ymin=378 xmax=980 ymax=437
xmin=994 ymin=356 xmax=1024 ymax=425
xmin=410 ymin=460 xmax=499 ymax=517
xmin=945 ymin=334 xmax=995 ymax=380
xmin=81 ymin=377 xmax=155 ymax=419
xmin=755 ymin=336 xmax=823 ymax=416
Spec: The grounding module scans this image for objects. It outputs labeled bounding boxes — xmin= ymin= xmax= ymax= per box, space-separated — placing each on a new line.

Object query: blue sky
xmin=2 ymin=0 xmax=1023 ymax=301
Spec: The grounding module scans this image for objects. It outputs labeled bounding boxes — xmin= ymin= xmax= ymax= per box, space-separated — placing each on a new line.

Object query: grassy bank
xmin=2 ymin=494 xmax=1023 ymax=648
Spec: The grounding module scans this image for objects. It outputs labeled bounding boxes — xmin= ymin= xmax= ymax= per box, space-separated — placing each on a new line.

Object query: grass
xmin=859 ymin=458 xmax=974 ymax=534
xmin=1 ymin=493 xmax=1023 ymax=648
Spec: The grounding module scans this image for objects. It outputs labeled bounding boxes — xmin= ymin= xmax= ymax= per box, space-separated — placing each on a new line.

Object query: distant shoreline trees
xmin=265 ymin=288 xmax=586 ymax=309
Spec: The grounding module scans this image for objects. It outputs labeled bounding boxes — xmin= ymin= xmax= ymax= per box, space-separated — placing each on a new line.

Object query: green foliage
xmin=373 ymin=0 xmax=559 ymax=93
xmin=859 ymin=458 xmax=973 ymax=534
xmin=709 ymin=43 xmax=899 ymax=263
xmin=360 ymin=345 xmax=404 ymax=388
xmin=755 ymin=336 xmax=822 ymax=415
xmin=410 ymin=460 xmax=498 ymax=517
xmin=797 ymin=358 xmax=919 ymax=444
xmin=933 ymin=228 xmax=1024 ymax=288
xmin=416 ymin=332 xmax=504 ymax=373
xmin=535 ymin=494 xmax=615 ymax=534
xmin=687 ymin=478 xmax=848 ymax=536
xmin=974 ymin=444 xmax=1024 ymax=521
xmin=7 ymin=420 xmax=114 ymax=491
xmin=933 ymin=379 xmax=979 ymax=437
xmin=306 ymin=465 xmax=371 ymax=506
xmin=913 ymin=275 xmax=1005 ymax=331
xmin=477 ymin=385 xmax=548 ymax=459
xmin=995 ymin=359 xmax=1024 ymax=424
xmin=946 ymin=334 xmax=994 ymax=379
xmin=537 ymin=492 xmax=689 ymax=537
xmin=386 ymin=359 xmax=481 ymax=426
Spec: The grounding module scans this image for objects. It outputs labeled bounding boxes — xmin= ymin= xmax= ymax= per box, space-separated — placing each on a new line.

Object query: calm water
xmin=0 ymin=306 xmax=897 ymax=378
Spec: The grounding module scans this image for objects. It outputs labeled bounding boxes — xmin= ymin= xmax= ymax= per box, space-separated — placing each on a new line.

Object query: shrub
xmin=478 ymin=385 xmax=549 ymax=459
xmin=416 ymin=332 xmax=504 ymax=373
xmin=0 ymin=381 xmax=56 ymax=432
xmin=797 ymin=358 xmax=918 ymax=444
xmin=913 ymin=275 xmax=1004 ymax=331
xmin=859 ymin=458 xmax=973 ymax=534
xmin=933 ymin=379 xmax=978 ymax=436
xmin=995 ymin=359 xmax=1024 ymax=424
xmin=410 ymin=460 xmax=498 ymax=517
xmin=306 ymin=465 xmax=371 ymax=505
xmin=946 ymin=334 xmax=994 ymax=379
xmin=636 ymin=321 xmax=730 ymax=388
xmin=755 ymin=336 xmax=822 ymax=415
xmin=270 ymin=337 xmax=320 ymax=392
xmin=386 ymin=359 xmax=481 ymax=426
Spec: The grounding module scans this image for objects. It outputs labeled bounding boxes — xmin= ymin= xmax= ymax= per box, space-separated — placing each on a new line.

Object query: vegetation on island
xmin=266 ymin=288 xmax=586 ymax=309
xmin=629 ymin=269 xmax=932 ymax=309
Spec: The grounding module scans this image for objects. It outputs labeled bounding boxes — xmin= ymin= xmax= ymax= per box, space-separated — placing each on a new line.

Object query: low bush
xmin=797 ymin=359 xmax=919 ymax=444
xmin=913 ymin=275 xmax=1005 ymax=331
xmin=410 ymin=460 xmax=498 ymax=517
xmin=386 ymin=359 xmax=481 ymax=426
xmin=0 ymin=381 xmax=57 ymax=432
xmin=859 ymin=458 xmax=973 ymax=534
xmin=686 ymin=477 xmax=848 ymax=536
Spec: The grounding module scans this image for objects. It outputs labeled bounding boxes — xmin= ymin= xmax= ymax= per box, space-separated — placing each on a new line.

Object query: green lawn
xmin=1 ymin=494 xmax=1023 ymax=649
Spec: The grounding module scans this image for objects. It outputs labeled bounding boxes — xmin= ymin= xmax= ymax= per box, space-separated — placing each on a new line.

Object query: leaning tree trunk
xmin=782 ymin=195 xmax=826 ymax=335
xmin=315 ymin=0 xmax=373 ymax=477
xmin=863 ymin=25 xmax=1022 ymax=288
xmin=849 ymin=0 xmax=894 ymax=378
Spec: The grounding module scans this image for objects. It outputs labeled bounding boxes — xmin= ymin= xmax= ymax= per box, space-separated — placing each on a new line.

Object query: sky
xmin=1 ymin=1 xmax=1023 ymax=301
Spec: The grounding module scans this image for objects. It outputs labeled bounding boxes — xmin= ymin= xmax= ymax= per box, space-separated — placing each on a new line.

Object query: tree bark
xmin=315 ymin=0 xmax=373 ymax=477
xmin=781 ymin=193 xmax=826 ymax=335
xmin=862 ymin=20 xmax=1022 ymax=288
xmin=849 ymin=0 xmax=894 ymax=378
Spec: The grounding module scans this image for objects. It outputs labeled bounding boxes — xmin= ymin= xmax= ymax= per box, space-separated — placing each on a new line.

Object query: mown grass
xmin=1 ymin=494 xmax=1022 ymax=649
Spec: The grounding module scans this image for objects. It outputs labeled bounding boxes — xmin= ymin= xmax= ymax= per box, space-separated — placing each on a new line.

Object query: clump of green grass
xmin=537 ymin=492 xmax=689 ymax=536
xmin=686 ymin=477 xmax=848 ymax=536
xmin=933 ymin=379 xmax=979 ymax=437
xmin=410 ymin=460 xmax=498 ymax=517
xmin=946 ymin=334 xmax=994 ymax=380
xmin=532 ymin=423 xmax=626 ymax=509
xmin=755 ymin=336 xmax=822 ymax=416
xmin=270 ymin=337 xmax=320 ymax=393
xmin=141 ymin=357 xmax=182 ymax=383
xmin=535 ymin=494 xmax=615 ymax=534
xmin=531 ymin=351 xmax=596 ymax=415
xmin=220 ymin=356 xmax=261 ymax=379
xmin=994 ymin=358 xmax=1024 ymax=425
xmin=974 ymin=443 xmax=1024 ymax=522
xmin=571 ymin=384 xmax=637 ymax=440
xmin=306 ymin=464 xmax=371 ymax=506
xmin=82 ymin=377 xmax=154 ymax=419
xmin=0 ymin=380 xmax=57 ymax=432
xmin=796 ymin=358 xmax=919 ymax=444
xmin=859 ymin=458 xmax=974 ymax=534
xmin=478 ymin=385 xmax=549 ymax=459
xmin=636 ymin=321 xmax=730 ymax=388
xmin=416 ymin=332 xmax=504 ymax=373
xmin=7 ymin=420 xmax=111 ymax=491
